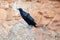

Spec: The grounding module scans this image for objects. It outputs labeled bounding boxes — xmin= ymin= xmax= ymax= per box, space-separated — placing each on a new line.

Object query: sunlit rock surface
xmin=0 ymin=0 xmax=60 ymax=40
xmin=8 ymin=20 xmax=35 ymax=40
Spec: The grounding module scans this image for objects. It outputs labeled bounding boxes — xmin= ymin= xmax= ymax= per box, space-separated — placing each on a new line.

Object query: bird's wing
xmin=27 ymin=13 xmax=34 ymax=21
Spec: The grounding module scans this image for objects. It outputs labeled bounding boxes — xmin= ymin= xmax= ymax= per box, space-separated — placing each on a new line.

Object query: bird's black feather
xmin=18 ymin=8 xmax=37 ymax=27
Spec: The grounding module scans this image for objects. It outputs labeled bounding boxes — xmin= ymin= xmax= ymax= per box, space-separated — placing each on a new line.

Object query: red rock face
xmin=4 ymin=0 xmax=15 ymax=3
xmin=0 ymin=9 xmax=7 ymax=24
xmin=0 ymin=0 xmax=60 ymax=40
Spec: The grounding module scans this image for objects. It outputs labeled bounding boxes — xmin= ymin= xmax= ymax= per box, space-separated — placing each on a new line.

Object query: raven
xmin=18 ymin=8 xmax=37 ymax=28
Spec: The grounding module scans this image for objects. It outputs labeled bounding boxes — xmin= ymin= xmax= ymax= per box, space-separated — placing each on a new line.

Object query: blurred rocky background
xmin=0 ymin=0 xmax=60 ymax=40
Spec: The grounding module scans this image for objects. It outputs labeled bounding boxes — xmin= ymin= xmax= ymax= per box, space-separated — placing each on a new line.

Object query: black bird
xmin=18 ymin=8 xmax=37 ymax=28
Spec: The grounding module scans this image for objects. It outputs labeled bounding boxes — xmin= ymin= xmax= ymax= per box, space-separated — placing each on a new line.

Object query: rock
xmin=0 ymin=9 xmax=7 ymax=24
xmin=8 ymin=21 xmax=35 ymax=40
xmin=0 ymin=0 xmax=60 ymax=40
xmin=0 ymin=1 xmax=9 ymax=9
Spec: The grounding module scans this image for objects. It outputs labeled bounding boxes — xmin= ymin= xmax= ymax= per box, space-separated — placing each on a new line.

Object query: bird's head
xmin=17 ymin=8 xmax=23 ymax=11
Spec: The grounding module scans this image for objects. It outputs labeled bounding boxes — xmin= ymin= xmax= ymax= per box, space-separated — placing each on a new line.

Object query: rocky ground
xmin=0 ymin=0 xmax=60 ymax=40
